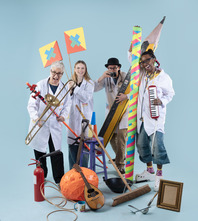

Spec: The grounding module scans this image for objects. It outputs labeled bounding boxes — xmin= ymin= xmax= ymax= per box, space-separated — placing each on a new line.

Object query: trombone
xmin=25 ymin=80 xmax=75 ymax=145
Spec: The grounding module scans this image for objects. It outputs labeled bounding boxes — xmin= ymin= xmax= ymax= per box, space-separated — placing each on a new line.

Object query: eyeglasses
xmin=139 ymin=57 xmax=152 ymax=65
xmin=108 ymin=66 xmax=118 ymax=71
xmin=51 ymin=70 xmax=63 ymax=76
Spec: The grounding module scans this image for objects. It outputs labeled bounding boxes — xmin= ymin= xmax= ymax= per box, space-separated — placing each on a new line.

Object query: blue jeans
xmin=68 ymin=144 xmax=89 ymax=170
xmin=136 ymin=124 xmax=170 ymax=165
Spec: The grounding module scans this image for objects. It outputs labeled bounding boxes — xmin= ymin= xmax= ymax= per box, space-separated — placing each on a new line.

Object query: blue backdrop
xmin=0 ymin=0 xmax=197 ymax=220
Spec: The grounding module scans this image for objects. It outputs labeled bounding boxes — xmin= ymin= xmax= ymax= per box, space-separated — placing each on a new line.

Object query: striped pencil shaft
xmin=125 ymin=26 xmax=142 ymax=180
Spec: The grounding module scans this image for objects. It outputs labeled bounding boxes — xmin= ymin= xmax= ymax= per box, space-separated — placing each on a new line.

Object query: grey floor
xmin=0 ymin=144 xmax=196 ymax=221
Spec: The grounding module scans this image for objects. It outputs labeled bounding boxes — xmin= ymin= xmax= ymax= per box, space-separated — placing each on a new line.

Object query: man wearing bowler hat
xmin=94 ymin=58 xmax=129 ymax=174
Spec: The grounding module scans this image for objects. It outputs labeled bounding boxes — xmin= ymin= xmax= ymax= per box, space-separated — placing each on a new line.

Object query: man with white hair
xmin=27 ymin=61 xmax=71 ymax=184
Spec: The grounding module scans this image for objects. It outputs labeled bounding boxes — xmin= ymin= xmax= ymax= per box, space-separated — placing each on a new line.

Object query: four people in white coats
xmin=128 ymin=49 xmax=175 ymax=191
xmin=27 ymin=61 xmax=71 ymax=184
xmin=27 ymin=50 xmax=174 ymax=190
xmin=94 ymin=58 xmax=129 ymax=174
xmin=67 ymin=60 xmax=94 ymax=170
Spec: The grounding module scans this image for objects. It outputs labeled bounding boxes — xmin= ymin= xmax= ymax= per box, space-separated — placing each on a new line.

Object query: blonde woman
xmin=67 ymin=60 xmax=94 ymax=169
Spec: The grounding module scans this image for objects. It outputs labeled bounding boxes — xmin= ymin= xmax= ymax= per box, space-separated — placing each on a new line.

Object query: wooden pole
xmin=63 ymin=66 xmax=70 ymax=81
xmin=68 ymin=54 xmax=73 ymax=77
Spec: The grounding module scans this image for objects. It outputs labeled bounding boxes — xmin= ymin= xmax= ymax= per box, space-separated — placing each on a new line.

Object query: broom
xmin=76 ymin=105 xmax=151 ymax=206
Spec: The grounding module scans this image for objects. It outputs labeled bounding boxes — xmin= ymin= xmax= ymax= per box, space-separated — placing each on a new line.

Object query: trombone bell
xmin=45 ymin=94 xmax=60 ymax=106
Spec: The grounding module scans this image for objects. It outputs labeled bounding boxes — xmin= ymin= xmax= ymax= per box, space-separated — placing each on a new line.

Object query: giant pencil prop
xmin=26 ymin=82 xmax=107 ymax=168
xmin=125 ymin=17 xmax=166 ymax=180
xmin=141 ymin=16 xmax=166 ymax=53
xmin=125 ymin=26 xmax=142 ymax=181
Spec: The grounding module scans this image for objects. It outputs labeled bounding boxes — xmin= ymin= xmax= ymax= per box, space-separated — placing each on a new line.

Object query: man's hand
xmin=98 ymin=71 xmax=111 ymax=82
xmin=115 ymin=93 xmax=128 ymax=103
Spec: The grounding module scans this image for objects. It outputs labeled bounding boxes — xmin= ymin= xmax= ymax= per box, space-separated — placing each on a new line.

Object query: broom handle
xmin=76 ymin=105 xmax=132 ymax=192
xmin=147 ymin=192 xmax=158 ymax=206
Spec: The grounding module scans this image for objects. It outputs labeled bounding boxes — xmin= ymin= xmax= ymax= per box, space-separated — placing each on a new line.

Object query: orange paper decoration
xmin=60 ymin=167 xmax=99 ymax=201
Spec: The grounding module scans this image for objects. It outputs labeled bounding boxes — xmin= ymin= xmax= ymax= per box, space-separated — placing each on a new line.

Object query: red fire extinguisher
xmin=28 ymin=150 xmax=62 ymax=202
xmin=28 ymin=159 xmax=45 ymax=202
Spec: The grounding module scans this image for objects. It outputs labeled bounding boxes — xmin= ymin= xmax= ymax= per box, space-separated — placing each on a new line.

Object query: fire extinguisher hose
xmin=40 ymin=180 xmax=78 ymax=221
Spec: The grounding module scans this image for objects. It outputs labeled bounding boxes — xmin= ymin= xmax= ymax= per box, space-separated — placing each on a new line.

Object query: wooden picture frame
xmin=157 ymin=179 xmax=183 ymax=212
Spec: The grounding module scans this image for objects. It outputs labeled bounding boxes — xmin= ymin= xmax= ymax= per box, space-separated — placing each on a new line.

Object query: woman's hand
xmin=68 ymin=81 xmax=76 ymax=90
xmin=153 ymin=98 xmax=162 ymax=105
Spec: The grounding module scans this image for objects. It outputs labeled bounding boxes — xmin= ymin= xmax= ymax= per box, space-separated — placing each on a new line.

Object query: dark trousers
xmin=34 ymin=134 xmax=64 ymax=183
xmin=68 ymin=143 xmax=89 ymax=170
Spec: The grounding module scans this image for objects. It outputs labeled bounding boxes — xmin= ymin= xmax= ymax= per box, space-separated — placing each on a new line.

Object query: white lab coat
xmin=27 ymin=78 xmax=71 ymax=152
xmin=94 ymin=72 xmax=129 ymax=130
xmin=67 ymin=79 xmax=94 ymax=145
xmin=137 ymin=69 xmax=175 ymax=136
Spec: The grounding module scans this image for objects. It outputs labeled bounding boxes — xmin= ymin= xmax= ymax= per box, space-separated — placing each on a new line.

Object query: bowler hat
xmin=105 ymin=58 xmax=122 ymax=68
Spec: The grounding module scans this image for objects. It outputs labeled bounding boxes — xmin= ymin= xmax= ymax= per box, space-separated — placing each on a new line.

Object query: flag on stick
xmin=64 ymin=27 xmax=86 ymax=54
xmin=125 ymin=26 xmax=142 ymax=181
xmin=39 ymin=41 xmax=62 ymax=68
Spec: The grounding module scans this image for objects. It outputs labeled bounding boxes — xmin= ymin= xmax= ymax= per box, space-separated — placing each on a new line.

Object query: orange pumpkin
xmin=60 ymin=167 xmax=99 ymax=201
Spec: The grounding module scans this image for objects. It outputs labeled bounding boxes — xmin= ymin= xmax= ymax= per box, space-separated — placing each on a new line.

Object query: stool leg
xmin=102 ymin=151 xmax=107 ymax=180
xmin=93 ymin=143 xmax=96 ymax=172
xmin=89 ymin=142 xmax=94 ymax=171
xmin=79 ymin=143 xmax=84 ymax=166
xmin=101 ymin=140 xmax=108 ymax=180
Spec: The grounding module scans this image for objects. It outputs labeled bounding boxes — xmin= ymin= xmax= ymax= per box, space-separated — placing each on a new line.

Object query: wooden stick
xmin=147 ymin=192 xmax=158 ymax=206
xmin=68 ymin=54 xmax=73 ymax=77
xmin=75 ymin=105 xmax=132 ymax=192
xmin=63 ymin=66 xmax=70 ymax=81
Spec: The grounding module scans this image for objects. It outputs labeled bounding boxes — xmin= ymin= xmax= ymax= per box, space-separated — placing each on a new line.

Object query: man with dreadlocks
xmin=129 ymin=49 xmax=175 ymax=191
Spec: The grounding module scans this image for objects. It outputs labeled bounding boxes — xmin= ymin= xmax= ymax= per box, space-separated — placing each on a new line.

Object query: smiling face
xmin=140 ymin=54 xmax=156 ymax=73
xmin=74 ymin=63 xmax=86 ymax=82
xmin=49 ymin=67 xmax=63 ymax=86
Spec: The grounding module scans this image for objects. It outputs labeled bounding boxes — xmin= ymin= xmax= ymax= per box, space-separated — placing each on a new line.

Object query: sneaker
xmin=135 ymin=170 xmax=155 ymax=182
xmin=154 ymin=175 xmax=163 ymax=192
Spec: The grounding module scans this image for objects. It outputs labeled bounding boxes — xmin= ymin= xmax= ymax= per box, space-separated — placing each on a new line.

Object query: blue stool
xmin=80 ymin=137 xmax=107 ymax=180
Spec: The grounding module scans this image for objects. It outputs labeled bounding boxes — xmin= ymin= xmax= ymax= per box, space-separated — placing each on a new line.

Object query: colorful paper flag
xmin=125 ymin=26 xmax=142 ymax=181
xmin=39 ymin=41 xmax=62 ymax=68
xmin=64 ymin=27 xmax=86 ymax=54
